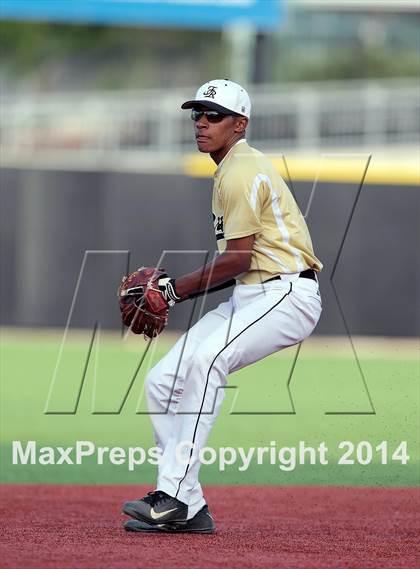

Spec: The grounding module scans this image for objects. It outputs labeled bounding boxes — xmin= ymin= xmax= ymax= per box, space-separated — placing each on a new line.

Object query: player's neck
xmin=210 ymin=135 xmax=246 ymax=165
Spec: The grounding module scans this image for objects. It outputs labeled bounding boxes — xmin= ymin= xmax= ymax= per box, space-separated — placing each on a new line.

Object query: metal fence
xmin=1 ymin=80 xmax=418 ymax=169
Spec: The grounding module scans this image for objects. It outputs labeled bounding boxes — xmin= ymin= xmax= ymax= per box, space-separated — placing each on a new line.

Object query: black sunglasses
xmin=190 ymin=109 xmax=230 ymax=123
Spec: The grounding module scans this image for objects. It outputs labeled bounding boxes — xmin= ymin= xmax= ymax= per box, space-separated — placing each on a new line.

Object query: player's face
xmin=192 ymin=105 xmax=244 ymax=155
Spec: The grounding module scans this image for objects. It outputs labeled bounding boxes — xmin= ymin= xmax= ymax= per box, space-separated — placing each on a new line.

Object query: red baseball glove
xmin=118 ymin=267 xmax=169 ymax=338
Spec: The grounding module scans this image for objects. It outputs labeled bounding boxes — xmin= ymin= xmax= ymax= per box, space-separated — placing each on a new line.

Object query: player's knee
xmin=192 ymin=343 xmax=229 ymax=375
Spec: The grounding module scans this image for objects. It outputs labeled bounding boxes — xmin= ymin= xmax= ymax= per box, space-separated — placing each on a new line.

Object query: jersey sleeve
xmin=220 ymin=169 xmax=264 ymax=240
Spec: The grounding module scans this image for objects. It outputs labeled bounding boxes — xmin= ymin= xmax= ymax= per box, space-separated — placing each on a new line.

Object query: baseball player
xmin=123 ymin=79 xmax=323 ymax=534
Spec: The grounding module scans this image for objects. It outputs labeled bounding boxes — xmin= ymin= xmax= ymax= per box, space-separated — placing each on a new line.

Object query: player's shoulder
xmin=229 ymin=141 xmax=268 ymax=167
xmin=219 ymin=141 xmax=274 ymax=186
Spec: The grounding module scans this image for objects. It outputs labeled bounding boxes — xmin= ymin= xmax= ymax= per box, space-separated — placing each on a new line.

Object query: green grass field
xmin=1 ymin=329 xmax=418 ymax=486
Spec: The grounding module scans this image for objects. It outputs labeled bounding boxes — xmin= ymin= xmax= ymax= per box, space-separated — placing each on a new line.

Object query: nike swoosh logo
xmin=150 ymin=507 xmax=178 ymax=520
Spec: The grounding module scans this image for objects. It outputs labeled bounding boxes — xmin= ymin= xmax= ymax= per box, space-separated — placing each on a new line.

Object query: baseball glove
xmin=118 ymin=267 xmax=169 ymax=338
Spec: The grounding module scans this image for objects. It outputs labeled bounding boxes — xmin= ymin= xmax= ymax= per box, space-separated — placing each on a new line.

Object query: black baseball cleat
xmin=123 ymin=490 xmax=188 ymax=525
xmin=122 ymin=490 xmax=159 ymax=519
xmin=124 ymin=505 xmax=215 ymax=534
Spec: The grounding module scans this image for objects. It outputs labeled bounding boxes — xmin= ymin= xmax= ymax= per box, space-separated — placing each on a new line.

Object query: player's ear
xmin=234 ymin=116 xmax=248 ymax=134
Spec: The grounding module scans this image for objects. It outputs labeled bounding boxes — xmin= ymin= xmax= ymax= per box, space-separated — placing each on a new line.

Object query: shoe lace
xmin=140 ymin=491 xmax=159 ymax=506
xmin=152 ymin=491 xmax=169 ymax=506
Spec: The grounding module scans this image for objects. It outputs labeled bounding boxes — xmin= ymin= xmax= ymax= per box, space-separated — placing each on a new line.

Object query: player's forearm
xmin=175 ymin=252 xmax=248 ymax=299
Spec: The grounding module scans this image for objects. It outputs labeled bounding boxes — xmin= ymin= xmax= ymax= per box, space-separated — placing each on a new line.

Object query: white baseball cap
xmin=181 ymin=79 xmax=251 ymax=118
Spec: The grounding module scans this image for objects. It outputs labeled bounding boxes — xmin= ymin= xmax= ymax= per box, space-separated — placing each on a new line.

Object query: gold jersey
xmin=212 ymin=140 xmax=323 ymax=285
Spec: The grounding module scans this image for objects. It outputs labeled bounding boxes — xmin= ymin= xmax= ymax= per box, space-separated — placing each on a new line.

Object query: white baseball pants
xmin=145 ymin=275 xmax=322 ymax=519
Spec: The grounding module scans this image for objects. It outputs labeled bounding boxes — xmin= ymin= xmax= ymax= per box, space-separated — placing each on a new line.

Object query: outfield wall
xmin=1 ymin=168 xmax=418 ymax=336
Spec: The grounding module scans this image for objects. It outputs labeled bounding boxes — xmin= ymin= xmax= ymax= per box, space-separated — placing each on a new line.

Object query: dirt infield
xmin=1 ymin=485 xmax=419 ymax=569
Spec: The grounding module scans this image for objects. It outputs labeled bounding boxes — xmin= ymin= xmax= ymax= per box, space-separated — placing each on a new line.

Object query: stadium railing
xmin=1 ymin=79 xmax=418 ymax=170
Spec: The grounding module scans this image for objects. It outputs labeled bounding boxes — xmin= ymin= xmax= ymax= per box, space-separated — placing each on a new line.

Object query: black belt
xmin=264 ymin=269 xmax=316 ymax=283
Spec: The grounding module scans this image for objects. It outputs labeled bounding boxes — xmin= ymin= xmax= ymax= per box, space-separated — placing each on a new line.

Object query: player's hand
xmin=157 ymin=277 xmax=182 ymax=306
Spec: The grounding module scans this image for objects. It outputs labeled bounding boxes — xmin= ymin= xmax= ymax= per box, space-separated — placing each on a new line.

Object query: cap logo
xmin=241 ymin=105 xmax=246 ymax=113
xmin=203 ymin=86 xmax=217 ymax=99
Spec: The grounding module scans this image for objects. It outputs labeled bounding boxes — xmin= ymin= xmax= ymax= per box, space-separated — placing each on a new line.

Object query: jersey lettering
xmin=212 ymin=213 xmax=224 ymax=240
